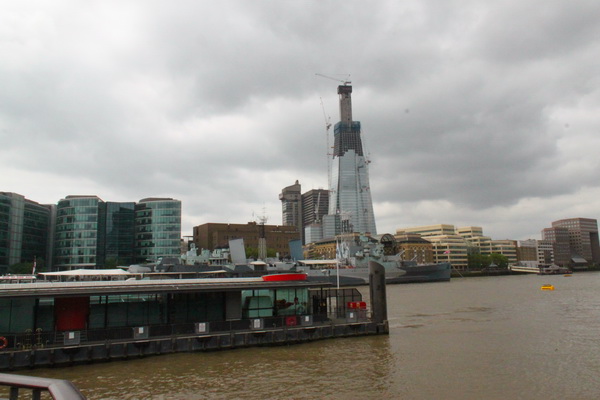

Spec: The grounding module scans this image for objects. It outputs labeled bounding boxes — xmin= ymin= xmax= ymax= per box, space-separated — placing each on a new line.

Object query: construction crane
xmin=314 ymin=190 xmax=322 ymax=223
xmin=320 ymin=97 xmax=333 ymax=192
xmin=315 ymin=73 xmax=351 ymax=86
xmin=320 ymin=97 xmax=332 ymax=132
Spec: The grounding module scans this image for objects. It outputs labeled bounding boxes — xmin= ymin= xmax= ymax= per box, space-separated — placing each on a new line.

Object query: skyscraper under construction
xmin=324 ymin=84 xmax=377 ymax=236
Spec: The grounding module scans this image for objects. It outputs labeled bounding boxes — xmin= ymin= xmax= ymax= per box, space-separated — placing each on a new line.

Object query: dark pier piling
xmin=369 ymin=261 xmax=389 ymax=334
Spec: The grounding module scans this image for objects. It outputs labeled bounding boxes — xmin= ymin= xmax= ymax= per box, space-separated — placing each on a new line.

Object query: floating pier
xmin=0 ymin=274 xmax=389 ymax=371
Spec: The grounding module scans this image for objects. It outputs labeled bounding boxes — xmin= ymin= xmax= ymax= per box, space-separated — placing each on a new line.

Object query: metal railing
xmin=0 ymin=373 xmax=86 ymax=399
xmin=0 ymin=309 xmax=370 ymax=352
xmin=0 ymin=288 xmax=367 ymax=351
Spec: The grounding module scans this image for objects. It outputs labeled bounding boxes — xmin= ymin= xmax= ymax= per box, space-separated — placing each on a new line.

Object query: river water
xmin=13 ymin=273 xmax=600 ymax=399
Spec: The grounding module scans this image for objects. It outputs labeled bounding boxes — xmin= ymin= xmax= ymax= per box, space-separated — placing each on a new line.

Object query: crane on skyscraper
xmin=320 ymin=97 xmax=333 ymax=193
xmin=315 ymin=73 xmax=351 ymax=86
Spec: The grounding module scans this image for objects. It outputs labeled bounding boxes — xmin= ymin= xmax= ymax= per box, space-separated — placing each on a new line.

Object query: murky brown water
xmin=11 ymin=273 xmax=600 ymax=399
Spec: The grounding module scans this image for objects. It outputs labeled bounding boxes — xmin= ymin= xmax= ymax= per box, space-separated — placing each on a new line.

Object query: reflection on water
xmin=28 ymin=336 xmax=395 ymax=399
xmin=20 ymin=273 xmax=600 ymax=399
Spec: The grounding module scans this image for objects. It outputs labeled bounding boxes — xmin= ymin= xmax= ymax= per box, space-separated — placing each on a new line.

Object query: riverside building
xmin=54 ymin=195 xmax=104 ymax=269
xmin=279 ymin=181 xmax=302 ymax=233
xmin=540 ymin=218 xmax=600 ymax=268
xmin=551 ymin=218 xmax=600 ymax=265
xmin=2 ymin=193 xmax=181 ymax=271
xmin=0 ymin=192 xmax=53 ymax=273
xmin=541 ymin=226 xmax=571 ymax=267
xmin=517 ymin=239 xmax=554 ymax=267
xmin=134 ymin=198 xmax=181 ymax=264
xmin=397 ymin=224 xmax=518 ymax=270
xmin=279 ymin=181 xmax=329 ymax=245
xmin=193 ymin=222 xmax=299 ymax=259
xmin=55 ymin=196 xmax=181 ymax=269
xmin=397 ymin=225 xmax=469 ymax=270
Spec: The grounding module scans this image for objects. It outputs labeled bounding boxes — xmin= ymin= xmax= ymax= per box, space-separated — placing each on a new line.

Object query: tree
xmin=467 ymin=253 xmax=490 ymax=271
xmin=104 ymin=257 xmax=118 ymax=268
xmin=245 ymin=247 xmax=277 ymax=260
xmin=489 ymin=253 xmax=509 ymax=269
xmin=8 ymin=258 xmax=45 ymax=274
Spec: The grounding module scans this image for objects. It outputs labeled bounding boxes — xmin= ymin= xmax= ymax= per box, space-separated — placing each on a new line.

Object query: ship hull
xmin=302 ymin=262 xmax=451 ymax=287
xmin=389 ymin=262 xmax=452 ymax=284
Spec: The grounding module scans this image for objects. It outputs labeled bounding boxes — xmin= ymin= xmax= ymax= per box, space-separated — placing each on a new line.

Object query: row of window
xmin=56 ymin=231 xmax=97 ymax=240
xmin=56 ymin=223 xmax=98 ymax=232
xmin=55 ymin=248 xmax=97 ymax=256
xmin=57 ymin=215 xmax=98 ymax=224
xmin=135 ymin=218 xmax=181 ymax=226
xmin=57 ymin=205 xmax=99 ymax=216
xmin=135 ymin=240 xmax=180 ymax=248
xmin=55 ymin=239 xmax=98 ymax=248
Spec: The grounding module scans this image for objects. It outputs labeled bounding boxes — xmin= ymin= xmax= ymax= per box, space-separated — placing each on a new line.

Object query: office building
xmin=456 ymin=226 xmax=517 ymax=263
xmin=301 ymin=189 xmax=329 ymax=229
xmin=536 ymin=240 xmax=555 ymax=266
xmin=193 ymin=222 xmax=299 ymax=259
xmin=402 ymin=224 xmax=457 ymax=237
xmin=54 ymin=195 xmax=102 ymax=269
xmin=98 ymin=201 xmax=135 ymax=267
xmin=398 ymin=224 xmax=518 ymax=270
xmin=301 ymin=188 xmax=329 ymax=244
xmin=489 ymin=239 xmax=518 ymax=263
xmin=54 ymin=196 xmax=143 ymax=269
xmin=1 ymin=193 xmax=182 ymax=270
xmin=541 ymin=226 xmax=571 ymax=267
xmin=519 ymin=239 xmax=556 ymax=267
xmin=280 ymin=180 xmax=302 ymax=230
xmin=394 ymin=233 xmax=434 ymax=264
xmin=551 ymin=218 xmax=600 ymax=265
xmin=517 ymin=239 xmax=538 ymax=265
xmin=0 ymin=192 xmax=52 ymax=272
xmin=397 ymin=224 xmax=468 ymax=270
xmin=134 ymin=198 xmax=181 ymax=263
xmin=279 ymin=182 xmax=329 ymax=245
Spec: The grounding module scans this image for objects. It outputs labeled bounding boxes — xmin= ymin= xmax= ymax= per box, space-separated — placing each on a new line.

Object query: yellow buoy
xmin=541 ymin=284 xmax=554 ymax=291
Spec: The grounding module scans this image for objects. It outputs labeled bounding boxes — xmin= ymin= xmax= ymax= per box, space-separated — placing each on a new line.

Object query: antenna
xmin=257 ymin=207 xmax=268 ymax=260
xmin=258 ymin=205 xmax=268 ymax=225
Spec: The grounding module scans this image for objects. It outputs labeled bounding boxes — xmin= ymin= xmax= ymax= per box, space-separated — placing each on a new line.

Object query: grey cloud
xmin=1 ymin=0 xmax=599 ymax=240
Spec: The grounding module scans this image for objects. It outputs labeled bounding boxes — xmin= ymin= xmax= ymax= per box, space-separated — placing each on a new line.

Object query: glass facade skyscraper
xmin=134 ymin=198 xmax=181 ymax=263
xmin=326 ymin=85 xmax=377 ymax=236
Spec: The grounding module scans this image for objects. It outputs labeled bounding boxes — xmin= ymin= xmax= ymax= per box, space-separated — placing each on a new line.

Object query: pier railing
xmin=0 ymin=310 xmax=369 ymax=352
xmin=1 ymin=288 xmax=367 ymax=352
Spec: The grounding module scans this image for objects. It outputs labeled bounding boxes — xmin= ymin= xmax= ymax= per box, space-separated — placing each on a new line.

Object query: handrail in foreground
xmin=0 ymin=373 xmax=86 ymax=400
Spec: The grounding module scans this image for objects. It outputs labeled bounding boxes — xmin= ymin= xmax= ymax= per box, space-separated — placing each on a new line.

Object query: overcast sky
xmin=2 ymin=0 xmax=599 ymax=241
